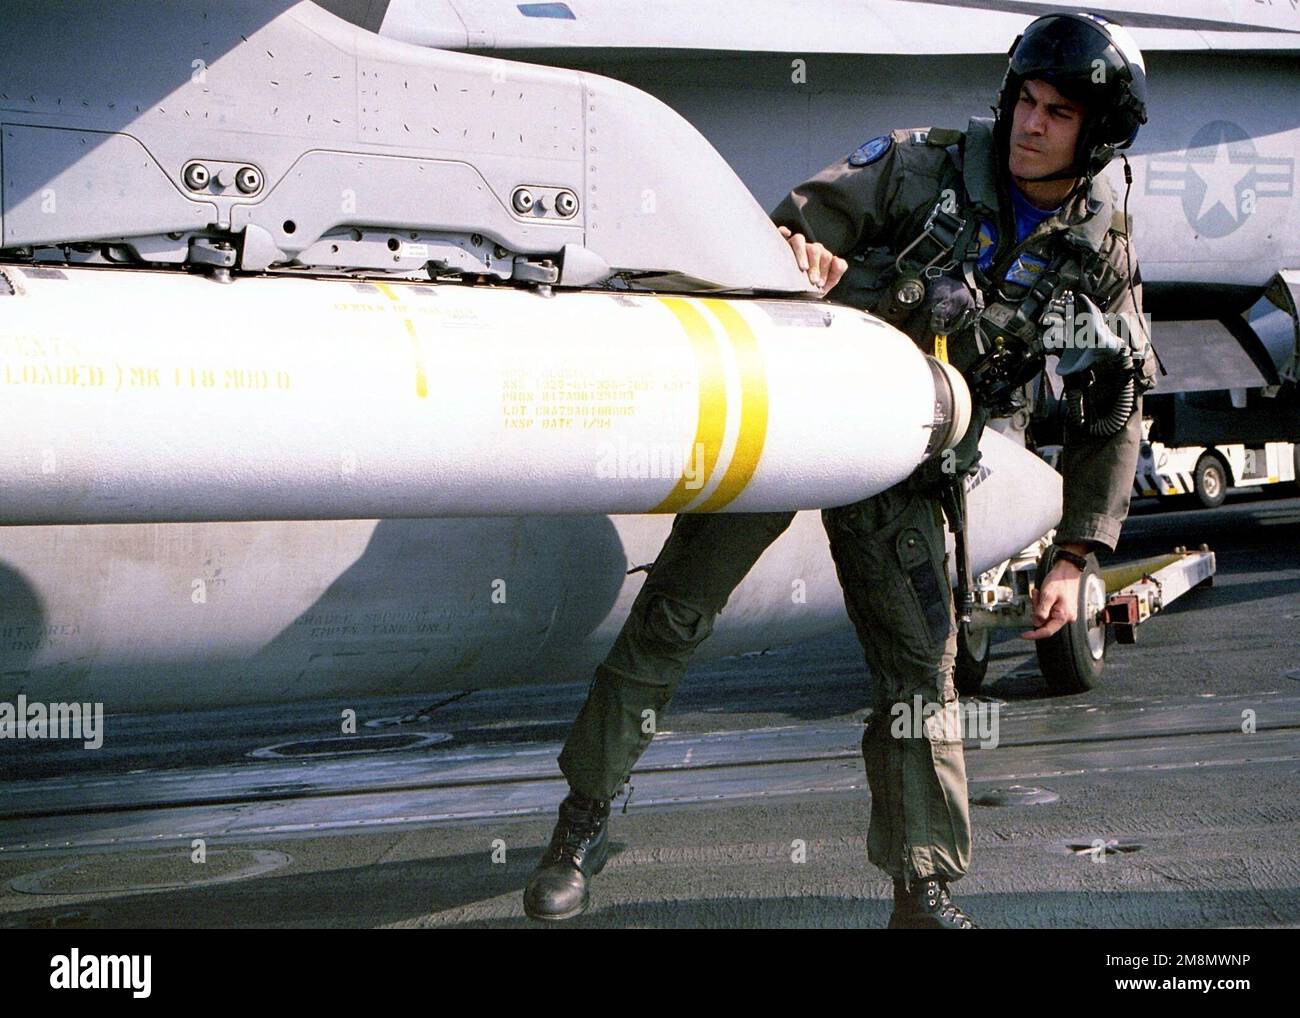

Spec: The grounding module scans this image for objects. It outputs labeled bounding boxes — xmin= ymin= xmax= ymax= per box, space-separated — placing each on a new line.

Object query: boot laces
xmin=553 ymin=796 xmax=607 ymax=861
xmin=928 ymin=878 xmax=976 ymax=928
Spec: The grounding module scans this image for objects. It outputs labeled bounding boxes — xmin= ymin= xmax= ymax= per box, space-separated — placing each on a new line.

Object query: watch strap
xmin=1048 ymin=544 xmax=1089 ymax=571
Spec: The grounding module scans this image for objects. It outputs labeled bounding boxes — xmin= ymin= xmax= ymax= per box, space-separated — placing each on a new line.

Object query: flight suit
xmin=558 ymin=117 xmax=1155 ymax=890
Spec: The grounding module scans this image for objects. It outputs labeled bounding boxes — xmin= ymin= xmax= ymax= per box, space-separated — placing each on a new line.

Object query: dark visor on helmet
xmin=1010 ymin=21 xmax=1127 ymax=84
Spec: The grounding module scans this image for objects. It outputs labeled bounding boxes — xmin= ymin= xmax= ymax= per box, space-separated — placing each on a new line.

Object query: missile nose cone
xmin=924 ymin=356 xmax=973 ymax=457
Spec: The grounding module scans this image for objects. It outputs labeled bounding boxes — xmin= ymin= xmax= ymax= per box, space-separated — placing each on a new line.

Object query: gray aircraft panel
xmin=369 ymin=0 xmax=1300 ymax=54
xmin=496 ymin=47 xmax=1300 ymax=293
xmin=1103 ymin=321 xmax=1269 ymax=394
xmin=0 ymin=0 xmax=813 ymax=292
xmin=918 ymin=0 xmax=1300 ymax=35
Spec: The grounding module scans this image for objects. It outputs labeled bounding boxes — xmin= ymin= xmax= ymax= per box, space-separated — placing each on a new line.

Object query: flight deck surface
xmin=2 ymin=493 xmax=1296 ymax=929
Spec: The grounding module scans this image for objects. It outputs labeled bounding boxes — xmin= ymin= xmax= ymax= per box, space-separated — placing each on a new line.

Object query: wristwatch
xmin=1045 ymin=543 xmax=1090 ymax=572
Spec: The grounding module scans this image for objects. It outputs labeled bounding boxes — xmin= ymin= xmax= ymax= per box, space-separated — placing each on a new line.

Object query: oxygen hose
xmin=1065 ymin=355 xmax=1137 ymax=438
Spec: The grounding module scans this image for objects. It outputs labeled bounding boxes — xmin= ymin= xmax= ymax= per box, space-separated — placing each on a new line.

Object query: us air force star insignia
xmin=1146 ymin=120 xmax=1294 ymax=239
xmin=848 ymin=135 xmax=892 ymax=167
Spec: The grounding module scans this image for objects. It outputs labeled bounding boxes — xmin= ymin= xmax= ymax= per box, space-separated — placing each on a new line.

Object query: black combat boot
xmin=888 ymin=875 xmax=979 ymax=929
xmin=522 ymin=789 xmax=611 ymax=921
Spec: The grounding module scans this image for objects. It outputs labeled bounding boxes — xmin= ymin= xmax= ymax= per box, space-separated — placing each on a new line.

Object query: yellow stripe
xmin=694 ymin=299 xmax=768 ymax=512
xmin=403 ymin=319 xmax=429 ymax=399
xmin=375 ymin=282 xmax=428 ymax=399
xmin=933 ymin=333 xmax=948 ymax=363
xmin=1100 ymin=552 xmax=1186 ymax=594
xmin=651 ymin=298 xmax=727 ymax=513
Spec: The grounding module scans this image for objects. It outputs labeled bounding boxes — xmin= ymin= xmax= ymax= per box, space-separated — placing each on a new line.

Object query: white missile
xmin=0 ymin=266 xmax=969 ymax=524
xmin=951 ymin=427 xmax=1063 ymax=579
xmin=0 ymin=424 xmax=1060 ymax=712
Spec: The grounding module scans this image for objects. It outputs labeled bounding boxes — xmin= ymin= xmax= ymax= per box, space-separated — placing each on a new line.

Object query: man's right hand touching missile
xmin=777 ymin=225 xmax=848 ymax=295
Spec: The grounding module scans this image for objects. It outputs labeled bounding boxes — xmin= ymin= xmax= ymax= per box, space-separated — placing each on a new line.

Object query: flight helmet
xmin=994 ymin=12 xmax=1148 ymax=180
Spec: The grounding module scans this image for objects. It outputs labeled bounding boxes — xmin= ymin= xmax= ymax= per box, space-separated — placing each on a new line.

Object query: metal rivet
xmin=235 ymin=166 xmax=261 ymax=194
xmin=512 ymin=188 xmax=534 ymax=213
xmin=183 ymin=162 xmax=210 ymax=190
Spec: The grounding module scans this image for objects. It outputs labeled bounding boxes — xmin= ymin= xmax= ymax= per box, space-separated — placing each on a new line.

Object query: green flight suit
xmin=557 ymin=117 xmax=1154 ymax=890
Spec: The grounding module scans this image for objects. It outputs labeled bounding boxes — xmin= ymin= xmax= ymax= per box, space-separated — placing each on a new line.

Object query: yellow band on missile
xmin=694 ymin=299 xmax=769 ymax=512
xmin=403 ymin=320 xmax=429 ymax=399
xmin=375 ymin=282 xmax=429 ymax=399
xmin=651 ymin=297 xmax=728 ymax=513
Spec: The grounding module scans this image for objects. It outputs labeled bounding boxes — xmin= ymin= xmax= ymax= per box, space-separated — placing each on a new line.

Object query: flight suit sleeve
xmin=768 ymin=137 xmax=906 ymax=254
xmin=1055 ymin=246 xmax=1155 ymax=555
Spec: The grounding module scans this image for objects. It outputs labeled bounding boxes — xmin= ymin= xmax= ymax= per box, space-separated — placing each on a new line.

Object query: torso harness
xmin=850 ymin=138 xmax=1141 ymax=626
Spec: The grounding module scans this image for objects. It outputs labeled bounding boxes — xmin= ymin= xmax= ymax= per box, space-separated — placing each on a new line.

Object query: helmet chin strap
xmin=1004 ymin=169 xmax=1077 ymax=213
xmin=1012 ymin=170 xmax=1091 ymax=218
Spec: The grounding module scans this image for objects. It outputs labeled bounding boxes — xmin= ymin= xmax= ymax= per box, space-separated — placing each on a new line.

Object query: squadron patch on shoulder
xmin=848 ymin=135 xmax=892 ymax=167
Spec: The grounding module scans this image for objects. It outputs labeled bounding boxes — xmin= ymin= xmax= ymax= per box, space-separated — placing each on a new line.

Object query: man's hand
xmin=1020 ymin=559 xmax=1083 ymax=640
xmin=778 ymin=226 xmax=847 ymax=295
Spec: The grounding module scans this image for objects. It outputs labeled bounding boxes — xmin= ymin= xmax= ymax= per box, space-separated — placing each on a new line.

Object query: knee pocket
xmin=830 ymin=494 xmax=952 ymax=652
xmin=921 ymin=698 xmax=964 ymax=746
xmin=641 ymin=594 xmax=715 ymax=653
xmin=894 ymin=526 xmax=952 ymax=648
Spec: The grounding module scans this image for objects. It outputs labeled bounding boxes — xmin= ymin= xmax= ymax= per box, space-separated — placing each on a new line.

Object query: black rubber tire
xmin=954 ymin=624 xmax=991 ymax=696
xmin=1035 ymin=551 xmax=1108 ymax=695
xmin=1193 ymin=453 xmax=1228 ymax=509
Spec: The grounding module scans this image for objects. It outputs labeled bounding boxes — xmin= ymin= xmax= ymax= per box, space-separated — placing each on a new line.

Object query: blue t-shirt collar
xmin=1009 ymin=182 xmax=1061 ymax=242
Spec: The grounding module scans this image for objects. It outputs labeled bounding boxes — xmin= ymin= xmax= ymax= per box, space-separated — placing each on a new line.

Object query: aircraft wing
xmin=334 ymin=0 xmax=1300 ymax=54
